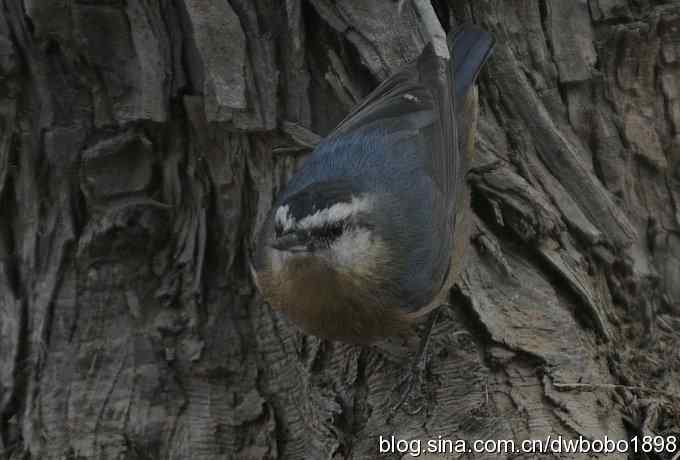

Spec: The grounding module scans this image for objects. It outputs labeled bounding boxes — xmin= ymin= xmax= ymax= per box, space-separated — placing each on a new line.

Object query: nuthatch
xmin=252 ymin=25 xmax=494 ymax=343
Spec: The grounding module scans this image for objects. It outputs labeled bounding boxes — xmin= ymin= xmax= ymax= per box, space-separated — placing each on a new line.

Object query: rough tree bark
xmin=1 ymin=0 xmax=679 ymax=459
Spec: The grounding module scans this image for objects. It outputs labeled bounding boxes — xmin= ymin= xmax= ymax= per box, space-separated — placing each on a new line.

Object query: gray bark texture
xmin=0 ymin=0 xmax=679 ymax=459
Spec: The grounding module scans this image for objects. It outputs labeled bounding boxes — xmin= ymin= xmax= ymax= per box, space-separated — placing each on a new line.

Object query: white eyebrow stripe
xmin=275 ymin=204 xmax=296 ymax=232
xmin=298 ymin=195 xmax=372 ymax=230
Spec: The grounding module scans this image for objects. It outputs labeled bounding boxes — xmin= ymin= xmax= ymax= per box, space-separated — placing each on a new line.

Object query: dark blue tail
xmin=450 ymin=24 xmax=495 ymax=103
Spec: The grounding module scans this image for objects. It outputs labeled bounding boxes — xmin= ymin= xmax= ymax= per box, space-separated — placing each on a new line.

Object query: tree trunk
xmin=1 ymin=0 xmax=679 ymax=458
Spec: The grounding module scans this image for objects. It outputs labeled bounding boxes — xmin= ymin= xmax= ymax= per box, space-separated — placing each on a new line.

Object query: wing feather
xmin=324 ymin=24 xmax=494 ymax=210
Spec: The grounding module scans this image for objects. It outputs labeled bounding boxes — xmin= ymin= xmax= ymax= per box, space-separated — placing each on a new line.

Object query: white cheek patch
xmin=330 ymin=228 xmax=385 ymax=276
xmin=298 ymin=195 xmax=372 ymax=230
xmin=275 ymin=204 xmax=296 ymax=232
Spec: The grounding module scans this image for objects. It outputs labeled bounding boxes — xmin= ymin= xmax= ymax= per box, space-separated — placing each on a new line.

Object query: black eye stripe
xmin=302 ymin=220 xmax=347 ymax=243
xmin=312 ymin=223 xmax=343 ymax=235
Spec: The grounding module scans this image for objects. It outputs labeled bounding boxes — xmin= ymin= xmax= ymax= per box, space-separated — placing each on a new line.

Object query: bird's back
xmin=288 ymin=24 xmax=494 ymax=202
xmin=279 ymin=25 xmax=495 ymax=315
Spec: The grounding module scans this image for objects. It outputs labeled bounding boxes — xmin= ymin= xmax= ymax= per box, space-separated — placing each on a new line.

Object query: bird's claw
xmin=387 ymin=309 xmax=442 ymax=421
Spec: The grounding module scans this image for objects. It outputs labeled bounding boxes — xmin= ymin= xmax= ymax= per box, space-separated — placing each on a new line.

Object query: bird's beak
xmin=269 ymin=232 xmax=308 ymax=253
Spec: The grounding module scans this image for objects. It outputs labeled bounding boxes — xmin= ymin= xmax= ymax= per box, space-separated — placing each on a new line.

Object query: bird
xmin=251 ymin=24 xmax=494 ymax=344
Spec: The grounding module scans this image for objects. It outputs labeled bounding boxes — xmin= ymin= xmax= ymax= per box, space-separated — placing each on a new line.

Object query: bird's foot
xmin=388 ymin=309 xmax=442 ymax=421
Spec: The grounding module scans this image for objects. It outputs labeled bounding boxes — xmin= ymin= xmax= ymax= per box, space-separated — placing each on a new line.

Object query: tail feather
xmin=450 ymin=24 xmax=495 ymax=103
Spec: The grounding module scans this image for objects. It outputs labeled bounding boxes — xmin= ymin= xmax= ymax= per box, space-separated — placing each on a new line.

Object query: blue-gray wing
xmin=326 ymin=24 xmax=494 ymax=206
xmin=327 ymin=44 xmax=455 ymax=202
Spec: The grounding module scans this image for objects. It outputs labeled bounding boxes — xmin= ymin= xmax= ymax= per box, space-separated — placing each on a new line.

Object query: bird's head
xmin=251 ymin=178 xmax=401 ymax=336
xmin=254 ymin=179 xmax=391 ymax=281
